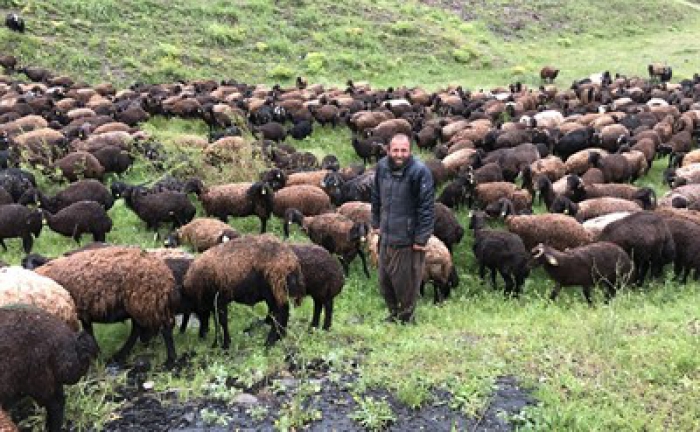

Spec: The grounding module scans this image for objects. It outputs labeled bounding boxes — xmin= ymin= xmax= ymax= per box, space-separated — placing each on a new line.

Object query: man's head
xmin=388 ymin=134 xmax=411 ymax=169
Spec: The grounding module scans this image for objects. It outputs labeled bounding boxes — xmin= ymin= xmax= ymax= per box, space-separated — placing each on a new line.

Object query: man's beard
xmin=388 ymin=155 xmax=409 ymax=170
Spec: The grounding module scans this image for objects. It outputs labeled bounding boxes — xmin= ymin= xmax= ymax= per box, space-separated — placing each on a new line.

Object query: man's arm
xmin=413 ymin=166 xmax=435 ymax=246
xmin=371 ymin=167 xmax=382 ymax=230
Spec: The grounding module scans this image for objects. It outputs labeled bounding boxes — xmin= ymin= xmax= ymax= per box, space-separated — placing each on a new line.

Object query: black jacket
xmin=371 ymin=155 xmax=435 ymax=247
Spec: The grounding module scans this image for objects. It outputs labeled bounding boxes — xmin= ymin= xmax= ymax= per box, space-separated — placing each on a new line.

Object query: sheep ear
xmin=546 ymin=254 xmax=559 ymax=266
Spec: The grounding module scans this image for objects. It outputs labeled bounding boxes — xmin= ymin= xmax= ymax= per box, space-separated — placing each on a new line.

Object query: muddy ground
xmin=13 ymin=352 xmax=536 ymax=431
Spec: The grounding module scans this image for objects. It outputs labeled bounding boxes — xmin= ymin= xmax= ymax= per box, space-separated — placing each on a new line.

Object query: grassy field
xmin=1 ymin=0 xmax=699 ymax=431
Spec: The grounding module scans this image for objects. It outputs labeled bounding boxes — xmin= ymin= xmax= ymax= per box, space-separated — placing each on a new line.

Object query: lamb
xmin=89 ymin=145 xmax=134 ymax=175
xmin=588 ymin=151 xmax=632 ymax=183
xmin=4 ymin=13 xmax=24 ymax=33
xmin=252 ymin=122 xmax=287 ymax=142
xmin=475 ymin=182 xmax=532 ymax=214
xmin=531 ymin=242 xmax=634 ymax=305
xmin=469 ymin=211 xmax=530 ymax=296
xmin=288 ymin=120 xmax=313 ymax=140
xmin=287 ymin=170 xmax=331 ymax=188
xmin=0 ymin=267 xmax=79 ymax=330
xmin=12 ymin=128 xmax=66 ymax=166
xmin=502 ymin=200 xmax=592 ymax=250
xmin=598 ymin=211 xmax=675 ymax=285
xmin=37 ymin=179 xmax=114 ymax=213
xmin=366 ymin=118 xmax=412 ymax=143
xmin=0 ymin=307 xmax=98 ymax=432
xmin=197 ymin=181 xmax=273 ymax=233
xmin=438 ymin=175 xmax=470 ymax=209
xmin=284 ymin=208 xmax=370 ymax=277
xmin=550 ymin=196 xmax=642 ymax=222
xmin=648 ymin=63 xmax=673 ymax=82
xmin=165 ymin=218 xmax=239 ymax=252
xmin=53 ymin=151 xmax=105 ymax=182
xmin=337 ymin=201 xmax=371 ymax=225
xmin=272 ymin=184 xmax=332 ymax=217
xmin=183 ymin=234 xmax=304 ymax=348
xmin=0 ymin=204 xmax=43 ymax=253
xmin=35 ymin=246 xmax=179 ymax=366
xmin=43 ymin=201 xmax=113 ymax=243
xmin=540 ymin=66 xmax=560 ymax=83
xmin=289 ymin=243 xmax=345 ymax=329
xmin=434 ymin=202 xmax=464 ymax=253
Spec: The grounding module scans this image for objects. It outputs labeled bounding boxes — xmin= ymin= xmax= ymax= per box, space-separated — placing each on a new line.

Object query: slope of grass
xmin=0 ymin=0 xmax=699 ymax=89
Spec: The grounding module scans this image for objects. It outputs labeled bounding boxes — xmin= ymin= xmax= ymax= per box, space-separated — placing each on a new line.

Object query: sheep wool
xmin=36 ymin=246 xmax=176 ymax=330
xmin=0 ymin=267 xmax=79 ymax=331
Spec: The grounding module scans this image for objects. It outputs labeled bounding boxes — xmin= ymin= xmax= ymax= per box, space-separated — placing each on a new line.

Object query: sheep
xmin=367 ymin=232 xmax=457 ymax=303
xmin=0 ymin=115 xmax=48 ymax=138
xmin=555 ymin=128 xmax=596 ymax=159
xmin=0 ymin=267 xmax=79 ymax=331
xmin=502 ymin=201 xmax=592 ymax=250
xmin=272 ymin=184 xmax=332 ymax=217
xmin=38 ymin=179 xmax=114 ymax=213
xmin=424 ymin=159 xmax=449 ymax=186
xmin=550 ymin=196 xmax=642 ymax=222
xmin=469 ymin=211 xmax=530 ymax=296
xmin=565 ymin=149 xmax=609 ymax=177
xmin=252 ymin=122 xmax=287 ymax=142
xmin=12 ymin=128 xmax=66 ymax=166
xmin=0 ymin=204 xmax=43 ymax=253
xmin=658 ymin=216 xmax=700 ymax=283
xmin=4 ymin=13 xmax=25 ymax=33
xmin=366 ymin=118 xmax=413 ymax=143
xmin=321 ymin=171 xmax=374 ymax=206
xmin=284 ymin=208 xmax=370 ymax=277
xmin=289 ymin=243 xmax=345 ymax=329
xmin=164 ymin=218 xmax=239 ymax=252
xmin=475 ymin=182 xmax=532 ymax=214
xmin=0 ymin=307 xmax=98 ymax=432
xmin=567 ymin=177 xmax=657 ymax=209
xmin=0 ymin=55 xmax=17 ymax=71
xmin=598 ymin=211 xmax=675 ymax=285
xmin=351 ymin=136 xmax=385 ymax=164
xmin=540 ymin=66 xmax=560 ymax=83
xmin=582 ymin=212 xmax=634 ymax=240
xmin=337 ymin=201 xmax=371 ymax=225
xmin=287 ymin=170 xmax=331 ymax=188
xmin=531 ymin=242 xmax=634 ymax=305
xmin=288 ymin=120 xmax=313 ymax=140
xmin=35 ymin=246 xmax=179 ymax=366
xmin=588 ymin=151 xmax=632 ymax=183
xmin=434 ymin=202 xmax=464 ymax=253
xmin=123 ymin=188 xmax=196 ymax=234
xmin=183 ymin=234 xmax=304 ymax=348
xmin=442 ymin=148 xmax=477 ymax=175
xmin=198 ymin=181 xmax=273 ymax=233
xmin=648 ymin=63 xmax=672 ymax=82
xmin=53 ymin=151 xmax=105 ymax=182
xmin=89 ymin=144 xmax=134 ymax=175
xmin=43 ymin=201 xmax=113 ymax=243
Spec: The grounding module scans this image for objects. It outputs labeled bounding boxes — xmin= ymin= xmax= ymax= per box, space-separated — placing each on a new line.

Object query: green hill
xmin=1 ymin=0 xmax=699 ymax=87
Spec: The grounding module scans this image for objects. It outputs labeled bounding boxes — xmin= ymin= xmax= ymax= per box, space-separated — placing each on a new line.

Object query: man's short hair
xmin=388 ymin=133 xmax=411 ymax=149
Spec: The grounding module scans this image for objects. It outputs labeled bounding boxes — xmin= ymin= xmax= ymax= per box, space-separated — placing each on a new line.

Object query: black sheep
xmin=44 ymin=201 xmax=113 ymax=243
xmin=4 ymin=13 xmax=25 ymax=33
xmin=90 ymin=145 xmax=134 ymax=175
xmin=0 ymin=168 xmax=36 ymax=202
xmin=38 ymin=179 xmax=114 ymax=213
xmin=123 ymin=189 xmax=196 ymax=233
xmin=290 ymin=243 xmax=345 ymax=329
xmin=469 ymin=211 xmax=530 ymax=296
xmin=0 ymin=307 xmax=98 ymax=432
xmin=253 ymin=122 xmax=286 ymax=142
xmin=598 ymin=212 xmax=675 ymax=285
xmin=438 ymin=176 xmax=470 ymax=209
xmin=288 ymin=120 xmax=314 ymax=140
xmin=0 ymin=204 xmax=43 ymax=253
xmin=434 ymin=203 xmax=464 ymax=253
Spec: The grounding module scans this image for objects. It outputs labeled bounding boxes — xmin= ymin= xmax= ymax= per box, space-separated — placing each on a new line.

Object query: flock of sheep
xmin=0 ymin=53 xmax=699 ymax=430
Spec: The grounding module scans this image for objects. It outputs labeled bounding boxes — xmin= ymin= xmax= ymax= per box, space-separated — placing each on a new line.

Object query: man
xmin=371 ymin=133 xmax=435 ymax=324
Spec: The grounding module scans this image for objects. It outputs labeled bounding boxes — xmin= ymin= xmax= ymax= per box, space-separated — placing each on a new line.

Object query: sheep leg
xmin=161 ymin=325 xmax=177 ymax=368
xmin=21 ymin=235 xmax=32 ymax=254
xmin=602 ymin=282 xmax=616 ymax=303
xmin=93 ymin=231 xmax=106 ymax=242
xmin=179 ymin=312 xmax=191 ymax=334
xmin=636 ymin=260 xmax=649 ymax=286
xmin=259 ymin=216 xmax=268 ymax=234
xmin=265 ymin=303 xmax=289 ymax=346
xmin=217 ymin=303 xmax=231 ymax=350
xmin=489 ymin=266 xmax=498 ymax=290
xmin=43 ymin=388 xmax=66 ymax=432
xmin=338 ymin=256 xmax=350 ymax=276
xmin=582 ymin=285 xmax=594 ymax=306
xmin=357 ymin=249 xmax=370 ymax=278
xmin=681 ymin=266 xmax=691 ymax=284
xmin=322 ymin=300 xmax=334 ymax=330
xmin=501 ymin=271 xmax=515 ymax=297
xmin=311 ymin=298 xmax=323 ymax=328
xmin=198 ymin=311 xmax=210 ymax=339
xmin=0 ymin=238 xmax=6 ymax=251
xmin=110 ymin=321 xmax=141 ymax=364
xmin=478 ymin=262 xmax=486 ymax=281
xmin=549 ymin=283 xmax=562 ymax=301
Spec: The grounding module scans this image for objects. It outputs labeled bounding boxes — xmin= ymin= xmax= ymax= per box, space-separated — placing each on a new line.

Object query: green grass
xmin=2 ymin=0 xmax=700 ymax=430
xmin=0 ymin=0 xmax=700 ymax=89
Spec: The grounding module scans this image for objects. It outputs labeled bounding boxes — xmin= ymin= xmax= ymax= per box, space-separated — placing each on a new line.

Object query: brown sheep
xmin=198 ymin=182 xmax=273 ymax=233
xmin=183 ymin=234 xmax=304 ymax=348
xmin=540 ymin=66 xmax=560 ymax=83
xmin=287 ymin=170 xmax=331 ymax=188
xmin=505 ymin=210 xmax=591 ymax=251
xmin=165 ymin=217 xmax=239 ymax=252
xmin=53 ymin=151 xmax=105 ymax=182
xmin=35 ymin=246 xmax=178 ymax=366
xmin=475 ymin=182 xmax=532 ymax=214
xmin=272 ymin=184 xmax=332 ymax=217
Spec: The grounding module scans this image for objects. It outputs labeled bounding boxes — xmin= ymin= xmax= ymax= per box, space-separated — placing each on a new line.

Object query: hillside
xmin=0 ymin=0 xmax=699 ymax=87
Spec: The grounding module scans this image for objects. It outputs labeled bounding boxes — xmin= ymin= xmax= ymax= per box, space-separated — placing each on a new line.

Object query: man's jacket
xmin=371 ymin=155 xmax=435 ymax=247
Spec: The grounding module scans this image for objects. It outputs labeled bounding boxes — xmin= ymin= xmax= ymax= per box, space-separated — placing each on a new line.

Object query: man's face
xmin=388 ymin=139 xmax=411 ymax=168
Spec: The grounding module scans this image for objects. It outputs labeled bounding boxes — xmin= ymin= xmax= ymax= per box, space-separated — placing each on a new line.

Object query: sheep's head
xmin=163 ymin=230 xmax=180 ymax=248
xmin=283 ymin=208 xmax=305 ymax=238
xmin=349 ymin=222 xmax=369 ymax=244
xmin=531 ymin=244 xmax=558 ymax=266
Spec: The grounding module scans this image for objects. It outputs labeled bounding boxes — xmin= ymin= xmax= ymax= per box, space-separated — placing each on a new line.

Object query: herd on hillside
xmin=0 ymin=31 xmax=698 ymax=429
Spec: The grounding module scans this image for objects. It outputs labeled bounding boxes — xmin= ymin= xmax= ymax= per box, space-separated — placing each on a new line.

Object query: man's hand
xmin=412 ymin=244 xmax=427 ymax=251
xmin=372 ymin=228 xmax=380 ymax=236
